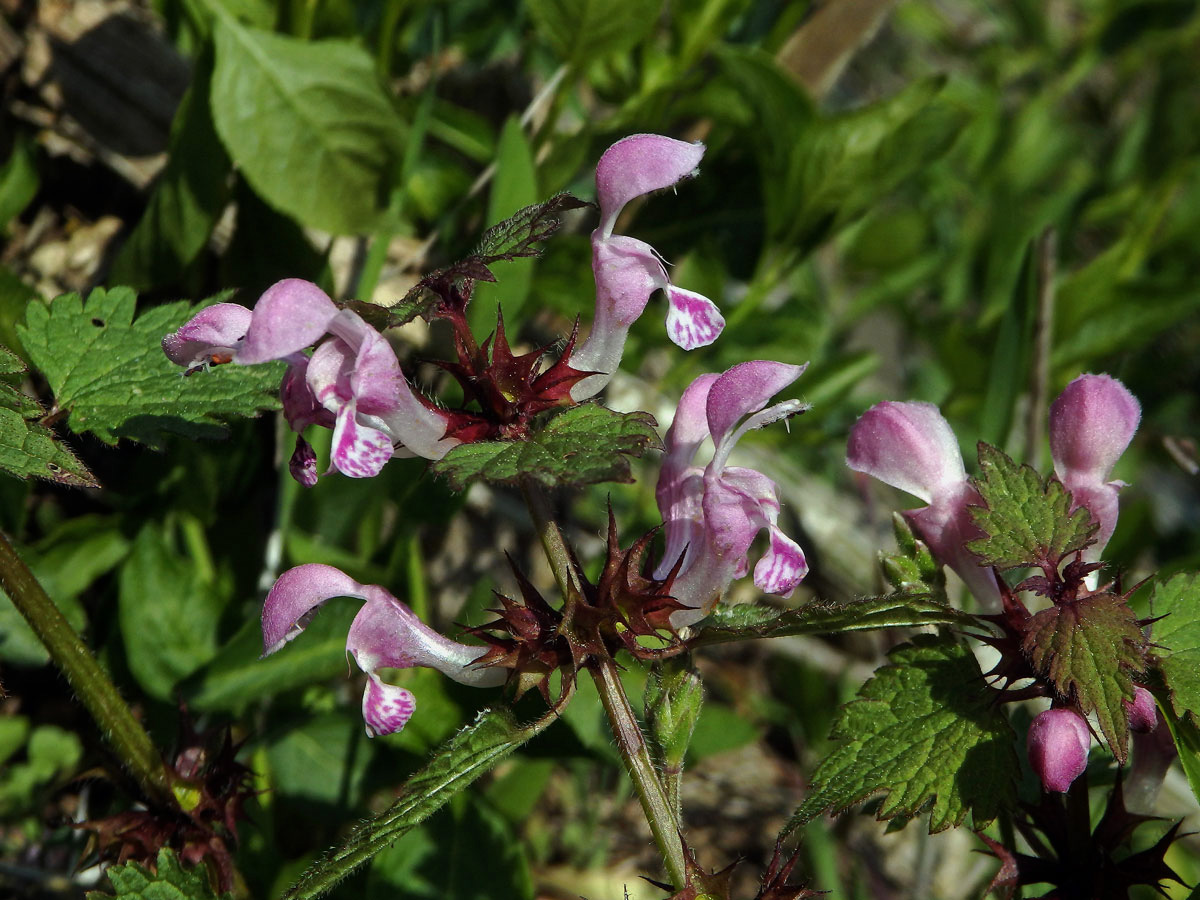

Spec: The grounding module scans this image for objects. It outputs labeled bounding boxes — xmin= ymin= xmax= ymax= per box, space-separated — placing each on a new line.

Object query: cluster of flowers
xmin=847 ymin=373 xmax=1149 ymax=793
xmin=164 ymin=135 xmax=808 ymax=737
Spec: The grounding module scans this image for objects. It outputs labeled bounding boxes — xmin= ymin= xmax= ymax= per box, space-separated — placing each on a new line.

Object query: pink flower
xmin=571 ymin=135 xmax=725 ymax=399
xmin=262 ymin=564 xmax=504 ymax=737
xmin=1125 ymin=686 xmax=1158 ymax=735
xmin=1049 ymin=374 xmax=1140 ymax=561
xmin=163 ymin=279 xmax=459 ymax=482
xmin=1028 ymin=708 xmax=1091 ymax=793
xmin=654 ymin=361 xmax=809 ymax=626
xmin=846 ymin=401 xmax=1001 ymax=609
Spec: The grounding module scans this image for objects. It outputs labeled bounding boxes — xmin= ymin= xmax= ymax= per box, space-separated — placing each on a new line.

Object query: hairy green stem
xmin=0 ymin=530 xmax=171 ymax=806
xmin=590 ymin=656 xmax=688 ymax=889
xmin=520 ymin=480 xmax=687 ymax=888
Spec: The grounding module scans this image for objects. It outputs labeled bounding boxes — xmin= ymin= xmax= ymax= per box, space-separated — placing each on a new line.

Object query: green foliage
xmin=1024 ymin=594 xmax=1146 ymax=763
xmin=0 ymin=721 xmax=82 ymax=815
xmin=881 ymin=512 xmax=947 ymax=596
xmin=283 ymin=708 xmax=550 ymax=900
xmin=431 ymin=403 xmax=661 ymax=491
xmin=0 ymin=407 xmax=97 ymax=487
xmin=0 ymin=136 xmax=39 ymax=230
xmin=691 ymin=593 xmax=975 ymax=648
xmin=1160 ymin=699 xmax=1200 ymax=810
xmin=967 ymin=443 xmax=1097 ymax=570
xmin=17 ymin=288 xmax=282 ymax=446
xmin=645 ymin=662 xmax=703 ymax=770
xmin=209 ymin=16 xmax=405 ymax=235
xmin=87 ymin=848 xmax=228 ymax=900
xmin=527 ymin=0 xmax=657 ymax=67
xmin=118 ymin=522 xmax=229 ymax=701
xmin=788 ymin=635 xmax=1018 ymax=834
xmin=1150 ymin=572 xmax=1200 ymax=724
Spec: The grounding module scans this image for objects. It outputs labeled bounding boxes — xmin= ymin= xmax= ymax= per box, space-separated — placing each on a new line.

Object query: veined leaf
xmin=967 ymin=442 xmax=1096 ymax=570
xmin=1023 ymin=593 xmax=1146 ymax=763
xmin=431 ymin=403 xmax=660 ymax=490
xmin=17 ymin=288 xmax=282 ymax=447
xmin=787 ymin=634 xmax=1018 ymax=834
xmin=1150 ymin=572 xmax=1200 ymax=724
xmin=86 ymin=848 xmax=228 ymax=899
xmin=210 ymin=16 xmax=405 ymax=235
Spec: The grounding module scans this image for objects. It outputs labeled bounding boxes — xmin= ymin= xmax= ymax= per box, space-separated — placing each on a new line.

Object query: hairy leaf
xmin=87 ymin=848 xmax=227 ymax=899
xmin=967 ymin=442 xmax=1096 ymax=570
xmin=210 ymin=16 xmax=405 ymax=235
xmin=1023 ymin=594 xmax=1146 ymax=762
xmin=691 ymin=593 xmax=975 ymax=647
xmin=1150 ymin=572 xmax=1200 ymax=724
xmin=17 ymin=288 xmax=282 ymax=447
xmin=431 ymin=403 xmax=660 ymax=490
xmin=0 ymin=408 xmax=96 ymax=487
xmin=881 ymin=512 xmax=948 ymax=597
xmin=283 ymin=708 xmax=550 ymax=900
xmin=787 ymin=635 xmax=1018 ymax=834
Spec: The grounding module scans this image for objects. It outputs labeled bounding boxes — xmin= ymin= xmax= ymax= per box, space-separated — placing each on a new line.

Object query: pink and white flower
xmin=654 ymin=360 xmax=809 ymax=627
xmin=1049 ymin=374 xmax=1141 ymax=562
xmin=163 ymin=279 xmax=459 ymax=483
xmin=847 ymin=400 xmax=1002 ymax=609
xmin=571 ymin=135 xmax=725 ymax=400
xmin=262 ymin=564 xmax=505 ymax=737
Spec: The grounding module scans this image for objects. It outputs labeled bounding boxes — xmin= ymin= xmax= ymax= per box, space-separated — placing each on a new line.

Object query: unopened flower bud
xmin=1028 ymin=708 xmax=1091 ymax=793
xmin=645 ymin=664 xmax=704 ymax=771
xmin=1125 ymin=686 xmax=1158 ymax=734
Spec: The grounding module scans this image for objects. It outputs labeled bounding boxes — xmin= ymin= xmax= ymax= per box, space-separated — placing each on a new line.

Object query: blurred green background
xmin=1 ymin=0 xmax=1199 ymax=896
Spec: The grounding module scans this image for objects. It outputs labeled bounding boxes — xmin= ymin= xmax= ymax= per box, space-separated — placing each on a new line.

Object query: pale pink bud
xmin=1125 ymin=686 xmax=1158 ymax=734
xmin=1028 ymin=708 xmax=1091 ymax=793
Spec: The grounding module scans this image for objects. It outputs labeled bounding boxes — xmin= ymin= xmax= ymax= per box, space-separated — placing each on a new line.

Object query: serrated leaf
xmin=691 ymin=593 xmax=975 ymax=648
xmin=87 ymin=848 xmax=228 ymax=900
xmin=17 ymin=288 xmax=282 ymax=447
xmin=787 ymin=635 xmax=1018 ymax=834
xmin=1149 ymin=573 xmax=1200 ymax=724
xmin=967 ymin=442 xmax=1097 ymax=570
xmin=0 ymin=408 xmax=97 ymax=487
xmin=1023 ymin=594 xmax=1146 ymax=762
xmin=209 ymin=16 xmax=405 ymax=235
xmin=283 ymin=708 xmax=550 ymax=900
xmin=431 ymin=403 xmax=660 ymax=491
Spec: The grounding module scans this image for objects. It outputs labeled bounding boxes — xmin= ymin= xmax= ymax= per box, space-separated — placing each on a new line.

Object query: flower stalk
xmin=0 ymin=530 xmax=172 ymax=806
xmin=520 ymin=479 xmax=687 ymax=889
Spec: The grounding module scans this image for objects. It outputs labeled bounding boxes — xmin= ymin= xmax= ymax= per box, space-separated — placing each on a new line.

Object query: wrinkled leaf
xmin=0 ymin=408 xmax=96 ymax=487
xmin=787 ymin=635 xmax=1018 ymax=834
xmin=17 ymin=288 xmax=282 ymax=447
xmin=967 ymin=442 xmax=1097 ymax=570
xmin=1024 ymin=593 xmax=1146 ymax=762
xmin=431 ymin=403 xmax=660 ymax=490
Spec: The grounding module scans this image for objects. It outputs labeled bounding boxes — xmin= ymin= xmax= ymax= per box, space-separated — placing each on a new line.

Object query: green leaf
xmin=183 ymin=602 xmax=357 ymax=713
xmin=881 ymin=512 xmax=948 ymax=597
xmin=1148 ymin=572 xmax=1200 ymax=724
xmin=118 ymin=523 xmax=227 ymax=701
xmin=527 ymin=0 xmax=657 ymax=67
xmin=0 ymin=136 xmax=39 ymax=229
xmin=283 ymin=708 xmax=551 ymax=900
xmin=691 ymin=593 xmax=976 ymax=648
xmin=87 ymin=848 xmax=228 ymax=900
xmin=17 ymin=288 xmax=282 ymax=447
xmin=470 ymin=117 xmax=539 ymax=337
xmin=0 ymin=408 xmax=97 ymax=487
xmin=1160 ymin=699 xmax=1200 ymax=810
xmin=1023 ymin=593 xmax=1146 ymax=763
xmin=966 ymin=442 xmax=1097 ymax=570
xmin=210 ymin=17 xmax=404 ymax=235
xmin=267 ymin=713 xmax=371 ymax=805
xmin=431 ymin=403 xmax=661 ymax=491
xmin=109 ymin=47 xmax=231 ymax=289
xmin=787 ymin=635 xmax=1018 ymax=834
